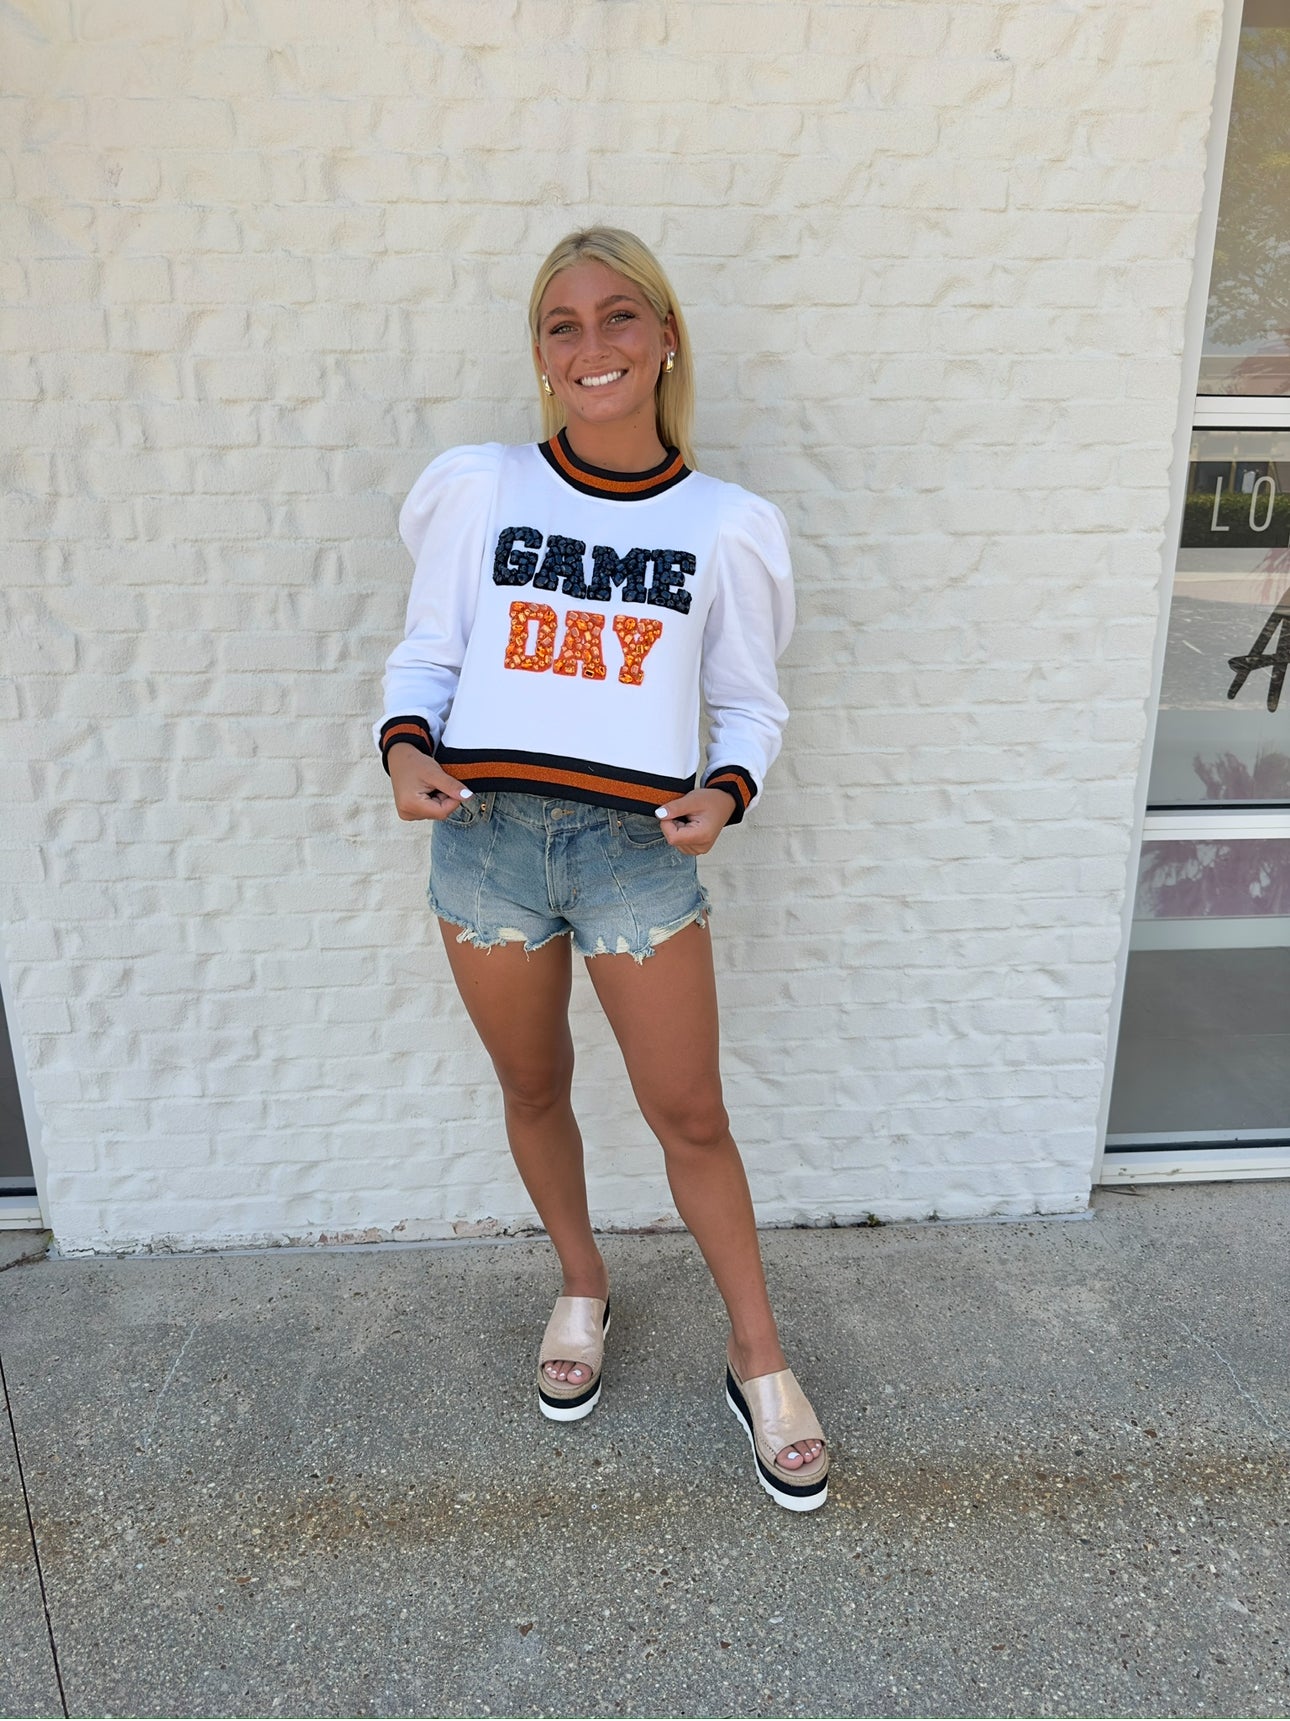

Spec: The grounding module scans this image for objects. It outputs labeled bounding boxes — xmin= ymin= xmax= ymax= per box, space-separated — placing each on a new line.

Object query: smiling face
xmin=534 ymin=259 xmax=678 ymax=453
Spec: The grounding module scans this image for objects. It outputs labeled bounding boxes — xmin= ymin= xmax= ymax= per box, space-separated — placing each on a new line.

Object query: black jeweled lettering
xmin=589 ymin=544 xmax=651 ymax=604
xmin=492 ymin=526 xmax=543 ymax=586
xmin=534 ymin=534 xmax=589 ymax=594
xmin=647 ymin=549 xmax=696 ymax=615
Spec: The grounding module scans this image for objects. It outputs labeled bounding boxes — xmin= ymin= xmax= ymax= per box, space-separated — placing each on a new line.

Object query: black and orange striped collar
xmin=538 ymin=429 xmax=691 ymax=501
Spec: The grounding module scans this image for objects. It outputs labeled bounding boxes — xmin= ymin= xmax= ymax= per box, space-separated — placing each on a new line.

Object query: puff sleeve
xmin=699 ymin=490 xmax=795 ymax=823
xmin=373 ymin=443 xmax=503 ymax=769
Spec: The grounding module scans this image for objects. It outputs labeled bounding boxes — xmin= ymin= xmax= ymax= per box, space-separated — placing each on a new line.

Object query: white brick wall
xmin=1 ymin=0 xmax=1224 ymax=1252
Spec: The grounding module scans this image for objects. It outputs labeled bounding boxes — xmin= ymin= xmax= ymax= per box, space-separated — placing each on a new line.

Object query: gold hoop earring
xmin=541 ymin=373 xmax=554 ymax=397
xmin=663 ymin=351 xmax=675 ymax=374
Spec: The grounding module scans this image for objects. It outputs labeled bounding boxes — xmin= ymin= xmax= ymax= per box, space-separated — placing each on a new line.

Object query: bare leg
xmin=585 ymin=922 xmax=824 ymax=1472
xmin=438 ymin=925 xmax=607 ymax=1386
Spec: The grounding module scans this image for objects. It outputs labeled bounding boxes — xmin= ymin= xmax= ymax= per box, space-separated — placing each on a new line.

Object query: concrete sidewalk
xmin=1 ymin=1184 xmax=1286 ymax=1720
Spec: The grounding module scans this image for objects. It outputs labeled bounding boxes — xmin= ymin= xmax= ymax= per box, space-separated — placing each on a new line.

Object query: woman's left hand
xmin=653 ymin=788 xmax=736 ymax=855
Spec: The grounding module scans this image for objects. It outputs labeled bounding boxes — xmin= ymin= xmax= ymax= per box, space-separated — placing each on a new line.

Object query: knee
xmin=498 ymin=1063 xmax=573 ymax=1119
xmin=648 ymin=1093 xmax=730 ymax=1157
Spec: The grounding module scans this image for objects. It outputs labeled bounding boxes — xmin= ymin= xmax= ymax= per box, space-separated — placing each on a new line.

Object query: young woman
xmin=377 ymin=228 xmax=829 ymax=1511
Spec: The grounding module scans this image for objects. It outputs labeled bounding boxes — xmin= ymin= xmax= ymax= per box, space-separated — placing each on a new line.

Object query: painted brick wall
xmin=1 ymin=0 xmax=1223 ymax=1252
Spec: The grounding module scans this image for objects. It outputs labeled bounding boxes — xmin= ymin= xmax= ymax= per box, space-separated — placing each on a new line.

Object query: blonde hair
xmin=528 ymin=227 xmax=695 ymax=469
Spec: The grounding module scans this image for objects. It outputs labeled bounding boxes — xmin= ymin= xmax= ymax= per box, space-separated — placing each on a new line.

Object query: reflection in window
xmin=1200 ymin=1 xmax=1290 ymax=396
xmin=1148 ymin=431 xmax=1290 ymax=806
xmin=1109 ymin=841 xmax=1290 ymax=1138
xmin=1136 ymin=838 xmax=1290 ymax=919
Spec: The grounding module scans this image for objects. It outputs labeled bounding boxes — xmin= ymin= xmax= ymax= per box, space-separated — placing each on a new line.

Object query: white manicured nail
xmin=655 ymin=807 xmax=669 ymax=817
xmin=459 ymin=788 xmax=474 ymax=800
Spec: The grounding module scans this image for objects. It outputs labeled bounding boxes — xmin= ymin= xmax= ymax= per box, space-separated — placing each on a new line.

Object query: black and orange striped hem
xmin=436 ymin=746 xmax=694 ymax=815
xmin=539 ymin=429 xmax=691 ymax=501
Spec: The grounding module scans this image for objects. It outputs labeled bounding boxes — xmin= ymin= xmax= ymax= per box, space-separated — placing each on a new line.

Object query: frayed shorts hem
xmin=429 ymin=892 xmax=712 ymax=965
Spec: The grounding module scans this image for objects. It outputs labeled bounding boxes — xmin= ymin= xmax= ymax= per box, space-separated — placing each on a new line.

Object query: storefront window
xmin=1148 ymin=430 xmax=1290 ymax=805
xmin=1108 ymin=839 xmax=1290 ymax=1138
xmin=1109 ymin=2 xmax=1290 ymax=1160
xmin=1199 ymin=1 xmax=1290 ymax=396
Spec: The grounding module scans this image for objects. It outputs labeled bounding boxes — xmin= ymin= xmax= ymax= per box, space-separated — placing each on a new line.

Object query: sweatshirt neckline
xmin=538 ymin=429 xmax=691 ymax=501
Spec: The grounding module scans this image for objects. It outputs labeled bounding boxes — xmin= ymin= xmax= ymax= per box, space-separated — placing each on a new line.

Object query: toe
xmin=542 ymin=1359 xmax=590 ymax=1384
xmin=777 ymin=1439 xmax=825 ymax=1472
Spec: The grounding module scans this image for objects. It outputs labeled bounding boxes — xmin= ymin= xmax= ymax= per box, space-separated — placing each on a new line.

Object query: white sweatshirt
xmin=376 ymin=432 xmax=794 ymax=822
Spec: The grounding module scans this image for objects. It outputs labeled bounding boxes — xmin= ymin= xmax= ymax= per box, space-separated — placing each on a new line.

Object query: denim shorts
xmin=428 ymin=792 xmax=711 ymax=962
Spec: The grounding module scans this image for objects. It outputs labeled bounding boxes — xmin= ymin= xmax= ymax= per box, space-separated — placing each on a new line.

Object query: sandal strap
xmin=538 ymin=1296 xmax=607 ymax=1370
xmin=739 ymin=1367 xmax=825 ymax=1456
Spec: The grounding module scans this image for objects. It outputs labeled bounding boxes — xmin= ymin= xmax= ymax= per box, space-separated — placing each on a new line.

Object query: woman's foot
xmin=541 ymin=1265 xmax=610 ymax=1391
xmin=727 ymin=1337 xmax=826 ymax=1473
xmin=725 ymin=1341 xmax=829 ymax=1511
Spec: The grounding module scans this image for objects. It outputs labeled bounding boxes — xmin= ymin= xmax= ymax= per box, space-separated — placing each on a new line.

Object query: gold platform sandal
xmin=725 ymin=1353 xmax=829 ymax=1512
xmin=537 ymin=1295 xmax=610 ymax=1422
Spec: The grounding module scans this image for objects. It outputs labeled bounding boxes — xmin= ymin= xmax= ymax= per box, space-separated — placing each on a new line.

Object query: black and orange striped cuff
xmin=379 ymin=715 xmax=436 ymax=774
xmin=703 ymin=765 xmax=757 ymax=825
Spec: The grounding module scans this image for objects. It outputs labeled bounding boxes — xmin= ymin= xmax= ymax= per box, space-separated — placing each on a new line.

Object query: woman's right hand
xmin=387 ymin=743 xmax=474 ymax=821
